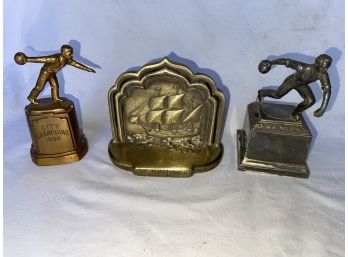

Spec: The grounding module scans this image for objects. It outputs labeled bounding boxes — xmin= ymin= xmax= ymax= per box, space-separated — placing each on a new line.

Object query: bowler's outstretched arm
xmin=26 ymin=55 xmax=57 ymax=64
xmin=69 ymin=60 xmax=96 ymax=72
xmin=271 ymin=58 xmax=305 ymax=72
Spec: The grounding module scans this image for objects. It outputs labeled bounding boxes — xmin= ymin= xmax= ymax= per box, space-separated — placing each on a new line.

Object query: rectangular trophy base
xmin=25 ymin=97 xmax=88 ymax=166
xmin=236 ymin=102 xmax=312 ymax=178
xmin=237 ymin=130 xmax=310 ymax=178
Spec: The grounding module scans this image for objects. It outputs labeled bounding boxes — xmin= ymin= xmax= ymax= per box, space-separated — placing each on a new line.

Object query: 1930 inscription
xmin=32 ymin=117 xmax=74 ymax=154
xmin=36 ymin=123 xmax=70 ymax=142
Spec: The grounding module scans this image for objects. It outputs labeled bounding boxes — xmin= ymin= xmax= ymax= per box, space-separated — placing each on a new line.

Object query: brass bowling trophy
xmin=237 ymin=54 xmax=332 ymax=178
xmin=15 ymin=45 xmax=96 ymax=165
xmin=108 ymin=58 xmax=225 ymax=177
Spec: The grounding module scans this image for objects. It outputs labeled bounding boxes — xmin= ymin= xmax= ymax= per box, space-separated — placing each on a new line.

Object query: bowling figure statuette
xmin=108 ymin=58 xmax=225 ymax=177
xmin=237 ymin=54 xmax=332 ymax=178
xmin=15 ymin=45 xmax=96 ymax=165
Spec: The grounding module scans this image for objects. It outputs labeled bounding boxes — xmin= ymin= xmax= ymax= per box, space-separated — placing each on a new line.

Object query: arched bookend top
xmin=108 ymin=58 xmax=225 ymax=177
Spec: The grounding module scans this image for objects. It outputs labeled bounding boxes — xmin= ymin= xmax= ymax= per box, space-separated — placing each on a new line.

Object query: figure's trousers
xmin=260 ymin=75 xmax=315 ymax=114
xmin=28 ymin=69 xmax=60 ymax=100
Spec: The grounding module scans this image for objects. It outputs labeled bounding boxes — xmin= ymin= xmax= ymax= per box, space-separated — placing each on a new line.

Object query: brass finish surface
xmin=108 ymin=143 xmax=223 ymax=177
xmin=14 ymin=45 xmax=95 ymax=104
xmin=108 ymin=58 xmax=225 ymax=177
xmin=25 ymin=97 xmax=88 ymax=165
xmin=237 ymin=102 xmax=311 ymax=178
xmin=15 ymin=45 xmax=95 ymax=165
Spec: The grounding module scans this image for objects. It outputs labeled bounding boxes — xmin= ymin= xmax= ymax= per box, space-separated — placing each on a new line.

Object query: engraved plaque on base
xmin=108 ymin=58 xmax=225 ymax=177
xmin=237 ymin=102 xmax=312 ymax=178
xmin=25 ymin=97 xmax=88 ymax=165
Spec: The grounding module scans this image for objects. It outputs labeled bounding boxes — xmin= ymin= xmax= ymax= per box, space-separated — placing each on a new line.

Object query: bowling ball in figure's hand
xmin=258 ymin=60 xmax=272 ymax=74
xmin=14 ymin=52 xmax=27 ymax=65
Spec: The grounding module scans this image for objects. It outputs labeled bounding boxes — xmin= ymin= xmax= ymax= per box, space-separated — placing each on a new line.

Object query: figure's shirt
xmin=293 ymin=64 xmax=319 ymax=84
xmin=42 ymin=55 xmax=68 ymax=73
xmin=286 ymin=59 xmax=330 ymax=89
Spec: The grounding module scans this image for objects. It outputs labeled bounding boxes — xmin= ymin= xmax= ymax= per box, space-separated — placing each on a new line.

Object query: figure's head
xmin=61 ymin=45 xmax=73 ymax=60
xmin=315 ymin=54 xmax=332 ymax=72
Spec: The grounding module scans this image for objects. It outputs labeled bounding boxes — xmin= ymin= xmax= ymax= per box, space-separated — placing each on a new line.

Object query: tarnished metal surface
xmin=108 ymin=58 xmax=225 ymax=177
xmin=237 ymin=102 xmax=312 ymax=178
xmin=257 ymin=54 xmax=332 ymax=120
xmin=237 ymin=54 xmax=334 ymax=178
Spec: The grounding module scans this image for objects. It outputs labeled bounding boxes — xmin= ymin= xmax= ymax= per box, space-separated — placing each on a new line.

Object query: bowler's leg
xmin=28 ymin=70 xmax=48 ymax=104
xmin=49 ymin=75 xmax=62 ymax=102
xmin=257 ymin=75 xmax=295 ymax=101
xmin=292 ymin=85 xmax=315 ymax=118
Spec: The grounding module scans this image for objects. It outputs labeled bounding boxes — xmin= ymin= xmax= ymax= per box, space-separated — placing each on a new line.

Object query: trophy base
xmin=25 ymin=97 xmax=88 ymax=166
xmin=30 ymin=135 xmax=88 ymax=165
xmin=108 ymin=141 xmax=223 ymax=177
xmin=237 ymin=130 xmax=310 ymax=178
xmin=236 ymin=102 xmax=312 ymax=178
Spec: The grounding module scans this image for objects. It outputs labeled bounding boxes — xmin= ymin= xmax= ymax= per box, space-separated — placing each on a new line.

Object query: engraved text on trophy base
xmin=32 ymin=117 xmax=74 ymax=154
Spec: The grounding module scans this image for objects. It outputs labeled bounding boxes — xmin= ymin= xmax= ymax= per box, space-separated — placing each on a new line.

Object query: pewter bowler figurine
xmin=237 ymin=54 xmax=333 ymax=178
xmin=257 ymin=54 xmax=332 ymax=119
xmin=15 ymin=45 xmax=95 ymax=165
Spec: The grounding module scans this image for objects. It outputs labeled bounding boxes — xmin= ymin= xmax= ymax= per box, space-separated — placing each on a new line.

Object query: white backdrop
xmin=4 ymin=1 xmax=344 ymax=257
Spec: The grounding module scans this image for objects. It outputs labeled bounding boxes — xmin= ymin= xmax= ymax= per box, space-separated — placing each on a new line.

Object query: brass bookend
xmin=237 ymin=102 xmax=311 ymax=178
xmin=108 ymin=58 xmax=225 ymax=177
xmin=25 ymin=97 xmax=88 ymax=165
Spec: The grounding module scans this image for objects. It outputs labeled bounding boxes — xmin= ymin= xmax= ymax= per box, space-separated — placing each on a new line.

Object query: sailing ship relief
xmin=126 ymin=86 xmax=207 ymax=151
xmin=129 ymin=88 xmax=204 ymax=136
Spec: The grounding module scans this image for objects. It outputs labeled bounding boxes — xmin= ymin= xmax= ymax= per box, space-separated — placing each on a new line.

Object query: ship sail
xmin=129 ymin=100 xmax=148 ymax=124
xmin=130 ymin=114 xmax=147 ymax=124
xmin=149 ymin=95 xmax=167 ymax=111
xmin=146 ymin=110 xmax=166 ymax=124
xmin=129 ymin=116 xmax=139 ymax=123
xmin=167 ymin=94 xmax=184 ymax=110
xmin=129 ymin=91 xmax=204 ymax=136
xmin=164 ymin=109 xmax=185 ymax=125
xmin=183 ymin=104 xmax=203 ymax=123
